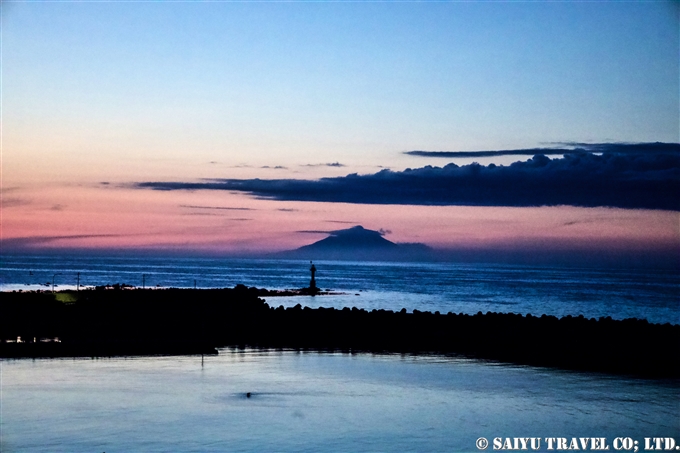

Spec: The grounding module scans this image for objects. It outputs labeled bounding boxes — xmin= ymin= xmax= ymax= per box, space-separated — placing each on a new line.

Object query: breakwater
xmin=2 ymin=287 xmax=678 ymax=378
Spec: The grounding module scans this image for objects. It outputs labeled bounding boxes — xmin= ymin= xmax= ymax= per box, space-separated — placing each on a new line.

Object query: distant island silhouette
xmin=265 ymin=225 xmax=680 ymax=268
xmin=277 ymin=226 xmax=433 ymax=261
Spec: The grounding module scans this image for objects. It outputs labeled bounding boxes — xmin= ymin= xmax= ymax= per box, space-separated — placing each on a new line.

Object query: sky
xmin=1 ymin=0 xmax=679 ymax=266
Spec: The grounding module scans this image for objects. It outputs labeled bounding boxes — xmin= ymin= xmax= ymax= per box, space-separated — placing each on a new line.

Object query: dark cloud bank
xmin=406 ymin=142 xmax=680 ymax=158
xmin=138 ymin=144 xmax=680 ymax=211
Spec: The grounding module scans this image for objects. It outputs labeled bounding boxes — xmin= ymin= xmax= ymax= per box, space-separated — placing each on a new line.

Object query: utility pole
xmin=142 ymin=274 xmax=146 ymax=289
xmin=77 ymin=272 xmax=80 ymax=291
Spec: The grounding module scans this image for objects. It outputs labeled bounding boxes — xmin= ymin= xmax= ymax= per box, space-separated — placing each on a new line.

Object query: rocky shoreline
xmin=2 ymin=287 xmax=678 ymax=379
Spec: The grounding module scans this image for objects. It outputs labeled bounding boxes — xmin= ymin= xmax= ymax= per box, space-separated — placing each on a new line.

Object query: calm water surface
xmin=1 ymin=255 xmax=678 ymax=323
xmin=2 ymin=350 xmax=679 ymax=452
xmin=2 ymin=256 xmax=679 ymax=451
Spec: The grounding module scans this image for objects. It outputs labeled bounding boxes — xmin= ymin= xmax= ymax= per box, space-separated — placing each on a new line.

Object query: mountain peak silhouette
xmin=305 ymin=225 xmax=397 ymax=250
xmin=277 ymin=225 xmax=431 ymax=261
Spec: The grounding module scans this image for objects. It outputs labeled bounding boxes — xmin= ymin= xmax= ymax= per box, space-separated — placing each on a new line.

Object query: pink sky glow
xmin=3 ymin=183 xmax=678 ymax=261
xmin=2 ymin=2 xmax=678 ymax=267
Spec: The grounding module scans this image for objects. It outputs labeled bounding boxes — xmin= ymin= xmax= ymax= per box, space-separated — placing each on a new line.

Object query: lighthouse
xmin=309 ymin=261 xmax=318 ymax=291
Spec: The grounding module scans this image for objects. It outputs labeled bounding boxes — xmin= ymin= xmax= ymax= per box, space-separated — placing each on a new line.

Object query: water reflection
xmin=3 ymin=349 xmax=678 ymax=452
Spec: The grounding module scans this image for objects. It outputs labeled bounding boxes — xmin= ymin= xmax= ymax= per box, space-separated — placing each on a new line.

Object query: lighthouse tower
xmin=309 ymin=261 xmax=318 ymax=290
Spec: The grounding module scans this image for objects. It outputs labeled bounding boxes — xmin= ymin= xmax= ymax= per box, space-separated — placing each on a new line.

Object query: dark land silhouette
xmin=1 ymin=287 xmax=678 ymax=379
xmin=271 ymin=225 xmax=680 ymax=269
xmin=276 ymin=226 xmax=433 ymax=261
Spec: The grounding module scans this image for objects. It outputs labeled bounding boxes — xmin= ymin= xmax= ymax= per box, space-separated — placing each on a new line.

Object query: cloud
xmin=180 ymin=204 xmax=253 ymax=211
xmin=2 ymin=234 xmax=125 ymax=249
xmin=297 ymin=226 xmax=389 ymax=237
xmin=2 ymin=197 xmax=31 ymax=208
xmin=406 ymin=142 xmax=680 ymax=158
xmin=302 ymin=162 xmax=346 ymax=167
xmin=261 ymin=165 xmax=288 ymax=170
xmin=137 ymin=151 xmax=680 ymax=211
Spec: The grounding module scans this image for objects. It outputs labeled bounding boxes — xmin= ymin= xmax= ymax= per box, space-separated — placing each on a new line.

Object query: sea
xmin=1 ymin=254 xmax=679 ymax=452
